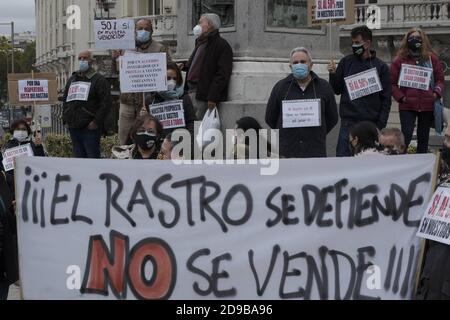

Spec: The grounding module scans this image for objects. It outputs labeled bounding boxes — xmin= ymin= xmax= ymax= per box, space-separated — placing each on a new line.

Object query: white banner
xmin=66 ymin=82 xmax=91 ymax=102
xmin=15 ymin=155 xmax=436 ymax=300
xmin=398 ymin=64 xmax=433 ymax=91
xmin=345 ymin=68 xmax=382 ymax=101
xmin=315 ymin=0 xmax=346 ymax=20
xmin=149 ymin=100 xmax=186 ymax=129
xmin=18 ymin=80 xmax=49 ymax=102
xmin=282 ymin=99 xmax=321 ymax=128
xmin=417 ymin=183 xmax=450 ymax=245
xmin=119 ymin=53 xmax=167 ymax=93
xmin=94 ymin=19 xmax=135 ymax=50
xmin=2 ymin=144 xmax=34 ymax=172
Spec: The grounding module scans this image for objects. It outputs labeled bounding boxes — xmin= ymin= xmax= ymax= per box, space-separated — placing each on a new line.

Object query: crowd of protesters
xmin=0 ymin=14 xmax=449 ymax=300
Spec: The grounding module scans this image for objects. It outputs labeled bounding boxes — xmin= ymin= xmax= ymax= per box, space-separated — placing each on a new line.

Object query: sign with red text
xmin=119 ymin=53 xmax=167 ymax=93
xmin=2 ymin=144 xmax=34 ymax=172
xmin=398 ymin=64 xmax=433 ymax=91
xmin=149 ymin=100 xmax=186 ymax=130
xmin=315 ymin=0 xmax=346 ymax=20
xmin=15 ymin=155 xmax=436 ymax=300
xmin=18 ymin=80 xmax=49 ymax=102
xmin=66 ymin=82 xmax=91 ymax=102
xmin=417 ymin=183 xmax=450 ymax=245
xmin=345 ymin=68 xmax=382 ymax=101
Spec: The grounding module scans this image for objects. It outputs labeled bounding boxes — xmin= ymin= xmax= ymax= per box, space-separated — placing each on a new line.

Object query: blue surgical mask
xmin=79 ymin=60 xmax=90 ymax=72
xmin=136 ymin=30 xmax=151 ymax=43
xmin=292 ymin=63 xmax=310 ymax=80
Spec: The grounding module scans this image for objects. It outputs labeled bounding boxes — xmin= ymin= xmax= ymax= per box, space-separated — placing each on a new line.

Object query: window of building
xmin=148 ymin=0 xmax=162 ymax=15
xmin=192 ymin=0 xmax=235 ymax=29
xmin=266 ymin=0 xmax=308 ymax=29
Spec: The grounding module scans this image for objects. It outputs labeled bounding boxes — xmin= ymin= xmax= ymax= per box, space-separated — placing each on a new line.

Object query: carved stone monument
xmin=176 ymin=0 xmax=342 ymax=138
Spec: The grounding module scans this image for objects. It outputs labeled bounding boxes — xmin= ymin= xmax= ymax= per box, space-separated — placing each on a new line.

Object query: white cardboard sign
xmin=66 ymin=82 xmax=92 ymax=102
xmin=149 ymin=100 xmax=186 ymax=129
xmin=345 ymin=68 xmax=382 ymax=101
xmin=94 ymin=19 xmax=136 ymax=50
xmin=398 ymin=64 xmax=433 ymax=91
xmin=315 ymin=0 xmax=346 ymax=20
xmin=18 ymin=80 xmax=49 ymax=102
xmin=2 ymin=144 xmax=34 ymax=172
xmin=282 ymin=99 xmax=321 ymax=128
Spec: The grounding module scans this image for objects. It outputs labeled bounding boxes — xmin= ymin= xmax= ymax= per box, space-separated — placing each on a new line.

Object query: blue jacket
xmin=329 ymin=51 xmax=392 ymax=129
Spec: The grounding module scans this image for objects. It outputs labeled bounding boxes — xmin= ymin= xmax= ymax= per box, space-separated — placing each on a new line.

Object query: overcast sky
xmin=0 ymin=0 xmax=35 ymax=34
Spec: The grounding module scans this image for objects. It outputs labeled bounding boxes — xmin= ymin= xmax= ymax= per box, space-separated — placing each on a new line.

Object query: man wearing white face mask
xmin=112 ymin=18 xmax=173 ymax=145
xmin=266 ymin=47 xmax=338 ymax=159
xmin=181 ymin=13 xmax=233 ymax=120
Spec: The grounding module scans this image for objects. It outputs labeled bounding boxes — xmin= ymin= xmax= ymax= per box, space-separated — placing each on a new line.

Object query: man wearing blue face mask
xmin=328 ymin=26 xmax=392 ymax=157
xmin=62 ymin=50 xmax=111 ymax=159
xmin=266 ymin=47 xmax=338 ymax=158
xmin=112 ymin=18 xmax=173 ymax=146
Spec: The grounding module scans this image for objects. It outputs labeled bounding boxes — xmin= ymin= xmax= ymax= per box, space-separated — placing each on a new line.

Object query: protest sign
xmin=2 ymin=144 xmax=34 ymax=172
xmin=315 ymin=0 xmax=346 ymax=20
xmin=94 ymin=19 xmax=135 ymax=50
xmin=8 ymin=73 xmax=58 ymax=106
xmin=417 ymin=183 xmax=450 ymax=245
xmin=66 ymin=82 xmax=92 ymax=102
xmin=18 ymin=80 xmax=49 ymax=102
xmin=35 ymin=105 xmax=52 ymax=128
xmin=308 ymin=0 xmax=354 ymax=27
xmin=119 ymin=53 xmax=167 ymax=93
xmin=15 ymin=155 xmax=436 ymax=300
xmin=398 ymin=64 xmax=433 ymax=91
xmin=282 ymin=99 xmax=321 ymax=128
xmin=345 ymin=68 xmax=382 ymax=101
xmin=149 ymin=100 xmax=186 ymax=129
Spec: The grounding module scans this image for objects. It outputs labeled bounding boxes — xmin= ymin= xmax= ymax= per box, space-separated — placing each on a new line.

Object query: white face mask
xmin=14 ymin=130 xmax=29 ymax=142
xmin=167 ymin=80 xmax=177 ymax=91
xmin=193 ymin=25 xmax=203 ymax=37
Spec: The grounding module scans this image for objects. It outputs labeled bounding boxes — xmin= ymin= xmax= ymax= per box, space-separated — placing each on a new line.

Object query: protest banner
xmin=2 ymin=144 xmax=34 ymax=172
xmin=417 ymin=183 xmax=450 ymax=245
xmin=282 ymin=99 xmax=321 ymax=128
xmin=8 ymin=73 xmax=58 ymax=106
xmin=15 ymin=155 xmax=436 ymax=300
xmin=398 ymin=64 xmax=433 ymax=91
xmin=345 ymin=68 xmax=382 ymax=101
xmin=308 ymin=0 xmax=354 ymax=27
xmin=94 ymin=19 xmax=135 ymax=50
xmin=18 ymin=80 xmax=49 ymax=102
xmin=119 ymin=53 xmax=167 ymax=93
xmin=149 ymin=100 xmax=186 ymax=129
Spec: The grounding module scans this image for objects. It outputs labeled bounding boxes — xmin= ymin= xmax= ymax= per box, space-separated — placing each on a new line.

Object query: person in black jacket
xmin=0 ymin=119 xmax=46 ymax=199
xmin=182 ymin=13 xmax=233 ymax=120
xmin=62 ymin=50 xmax=111 ymax=159
xmin=328 ymin=26 xmax=392 ymax=157
xmin=266 ymin=47 xmax=338 ymax=159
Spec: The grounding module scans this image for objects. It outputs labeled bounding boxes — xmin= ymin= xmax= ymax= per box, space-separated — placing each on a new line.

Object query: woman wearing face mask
xmin=112 ymin=115 xmax=163 ymax=160
xmin=391 ymin=28 xmax=445 ymax=154
xmin=0 ymin=120 xmax=46 ymax=198
xmin=142 ymin=63 xmax=197 ymax=154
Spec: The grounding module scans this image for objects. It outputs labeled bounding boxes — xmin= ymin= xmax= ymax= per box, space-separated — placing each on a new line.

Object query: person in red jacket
xmin=391 ymin=28 xmax=445 ymax=154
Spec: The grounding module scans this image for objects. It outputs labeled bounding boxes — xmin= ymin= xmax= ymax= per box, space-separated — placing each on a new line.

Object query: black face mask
xmin=408 ymin=38 xmax=422 ymax=52
xmin=352 ymin=43 xmax=365 ymax=58
xmin=442 ymin=147 xmax=450 ymax=166
xmin=135 ymin=132 xmax=158 ymax=151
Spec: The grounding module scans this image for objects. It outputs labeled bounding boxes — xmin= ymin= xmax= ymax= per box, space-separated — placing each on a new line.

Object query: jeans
xmin=69 ymin=127 xmax=101 ymax=159
xmin=400 ymin=110 xmax=434 ymax=154
xmin=0 ymin=283 xmax=9 ymax=300
xmin=336 ymin=120 xmax=355 ymax=157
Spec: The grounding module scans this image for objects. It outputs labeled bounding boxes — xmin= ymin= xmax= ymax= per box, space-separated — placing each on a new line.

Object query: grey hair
xmin=290 ymin=47 xmax=313 ymax=64
xmin=201 ymin=13 xmax=221 ymax=30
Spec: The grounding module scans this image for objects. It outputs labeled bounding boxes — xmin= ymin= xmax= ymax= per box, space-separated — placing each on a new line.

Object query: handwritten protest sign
xmin=119 ymin=53 xmax=167 ymax=93
xmin=66 ymin=82 xmax=91 ymax=102
xmin=417 ymin=183 xmax=450 ymax=245
xmin=308 ymin=0 xmax=354 ymax=27
xmin=345 ymin=68 xmax=382 ymax=101
xmin=315 ymin=0 xmax=346 ymax=20
xmin=398 ymin=64 xmax=433 ymax=91
xmin=282 ymin=99 xmax=321 ymax=128
xmin=18 ymin=80 xmax=49 ymax=102
xmin=2 ymin=144 xmax=34 ymax=172
xmin=16 ymin=155 xmax=436 ymax=300
xmin=94 ymin=19 xmax=135 ymax=50
xmin=149 ymin=100 xmax=186 ymax=129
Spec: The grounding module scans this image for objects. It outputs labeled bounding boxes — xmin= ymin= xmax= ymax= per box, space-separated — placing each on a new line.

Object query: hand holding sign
xmin=328 ymin=60 xmax=337 ymax=74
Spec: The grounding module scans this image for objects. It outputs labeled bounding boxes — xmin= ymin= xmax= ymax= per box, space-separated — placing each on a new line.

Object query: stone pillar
xmin=175 ymin=0 xmax=342 ymax=132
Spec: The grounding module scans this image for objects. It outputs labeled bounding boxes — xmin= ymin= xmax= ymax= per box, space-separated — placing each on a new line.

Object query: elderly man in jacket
xmin=183 ymin=13 xmax=234 ymax=120
xmin=62 ymin=50 xmax=111 ymax=159
xmin=113 ymin=18 xmax=172 ymax=145
xmin=266 ymin=47 xmax=338 ymax=158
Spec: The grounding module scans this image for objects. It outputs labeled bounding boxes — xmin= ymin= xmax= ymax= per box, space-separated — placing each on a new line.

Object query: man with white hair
xmin=265 ymin=47 xmax=338 ymax=158
xmin=182 ymin=13 xmax=233 ymax=119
